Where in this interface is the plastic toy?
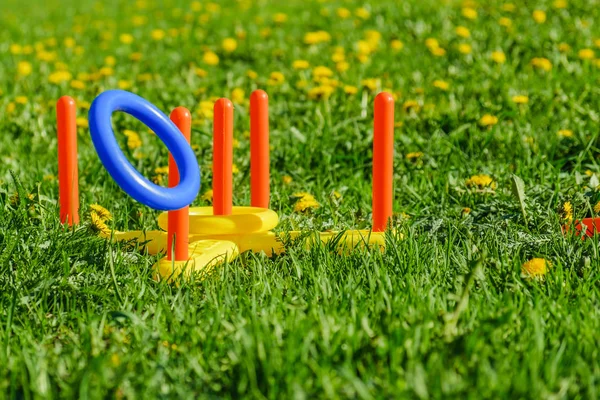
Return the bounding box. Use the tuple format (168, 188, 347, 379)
(56, 89, 395, 281)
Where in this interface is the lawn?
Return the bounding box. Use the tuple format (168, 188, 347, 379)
(1, 0, 600, 398)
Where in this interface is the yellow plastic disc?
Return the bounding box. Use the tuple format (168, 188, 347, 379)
(157, 206, 279, 235)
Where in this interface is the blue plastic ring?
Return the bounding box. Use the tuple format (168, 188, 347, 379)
(88, 90, 200, 210)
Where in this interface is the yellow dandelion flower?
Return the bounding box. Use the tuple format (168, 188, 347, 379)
(15, 96, 28, 105)
(90, 212, 111, 235)
(70, 80, 85, 90)
(491, 51, 506, 64)
(312, 66, 333, 80)
(231, 88, 245, 104)
(403, 100, 420, 112)
(308, 86, 335, 100)
(292, 60, 310, 70)
(267, 71, 285, 86)
(553, 0, 568, 8)
(406, 152, 424, 161)
(124, 129, 142, 149)
(49, 70, 72, 84)
(247, 70, 258, 79)
(118, 80, 132, 90)
(343, 85, 358, 95)
(390, 39, 404, 51)
(522, 258, 550, 278)
(76, 117, 88, 128)
(430, 47, 446, 57)
(578, 49, 595, 60)
(531, 57, 552, 71)
(99, 67, 114, 76)
(203, 51, 219, 66)
(361, 78, 379, 92)
(558, 43, 571, 53)
(458, 43, 472, 54)
(331, 52, 345, 63)
(499, 17, 512, 28)
(104, 56, 116, 66)
(558, 129, 573, 138)
(10, 44, 23, 55)
(336, 7, 351, 18)
(561, 201, 573, 221)
(282, 175, 293, 185)
(293, 193, 319, 212)
(433, 80, 449, 91)
(336, 61, 350, 72)
(273, 13, 288, 23)
(455, 26, 470, 38)
(425, 38, 439, 49)
(37, 50, 57, 62)
(462, 7, 478, 19)
(120, 33, 134, 44)
(462, 207, 472, 216)
(355, 7, 370, 19)
(17, 61, 32, 77)
(532, 10, 547, 23)
(512, 95, 529, 104)
(90, 204, 112, 221)
(194, 68, 208, 78)
(303, 31, 331, 45)
(201, 189, 213, 203)
(465, 174, 496, 189)
(151, 29, 166, 41)
(222, 38, 237, 53)
(479, 114, 498, 127)
(154, 166, 169, 175)
(293, 192, 315, 200)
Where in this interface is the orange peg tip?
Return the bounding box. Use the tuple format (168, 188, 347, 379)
(214, 97, 233, 111)
(57, 96, 76, 107)
(250, 89, 268, 101)
(375, 92, 395, 106)
(170, 106, 191, 121)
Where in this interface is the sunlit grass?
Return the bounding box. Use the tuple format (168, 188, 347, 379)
(1, 0, 600, 397)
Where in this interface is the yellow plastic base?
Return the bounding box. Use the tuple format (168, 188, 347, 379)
(152, 239, 239, 282)
(102, 207, 390, 282)
(157, 206, 279, 235)
(108, 229, 386, 256)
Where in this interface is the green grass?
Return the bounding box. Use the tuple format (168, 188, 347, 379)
(2, 0, 600, 397)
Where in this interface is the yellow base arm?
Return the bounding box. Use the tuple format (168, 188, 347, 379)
(152, 239, 239, 282)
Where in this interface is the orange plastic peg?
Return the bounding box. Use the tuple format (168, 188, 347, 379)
(167, 107, 192, 261)
(250, 90, 270, 209)
(56, 96, 80, 226)
(213, 98, 234, 216)
(372, 92, 394, 232)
